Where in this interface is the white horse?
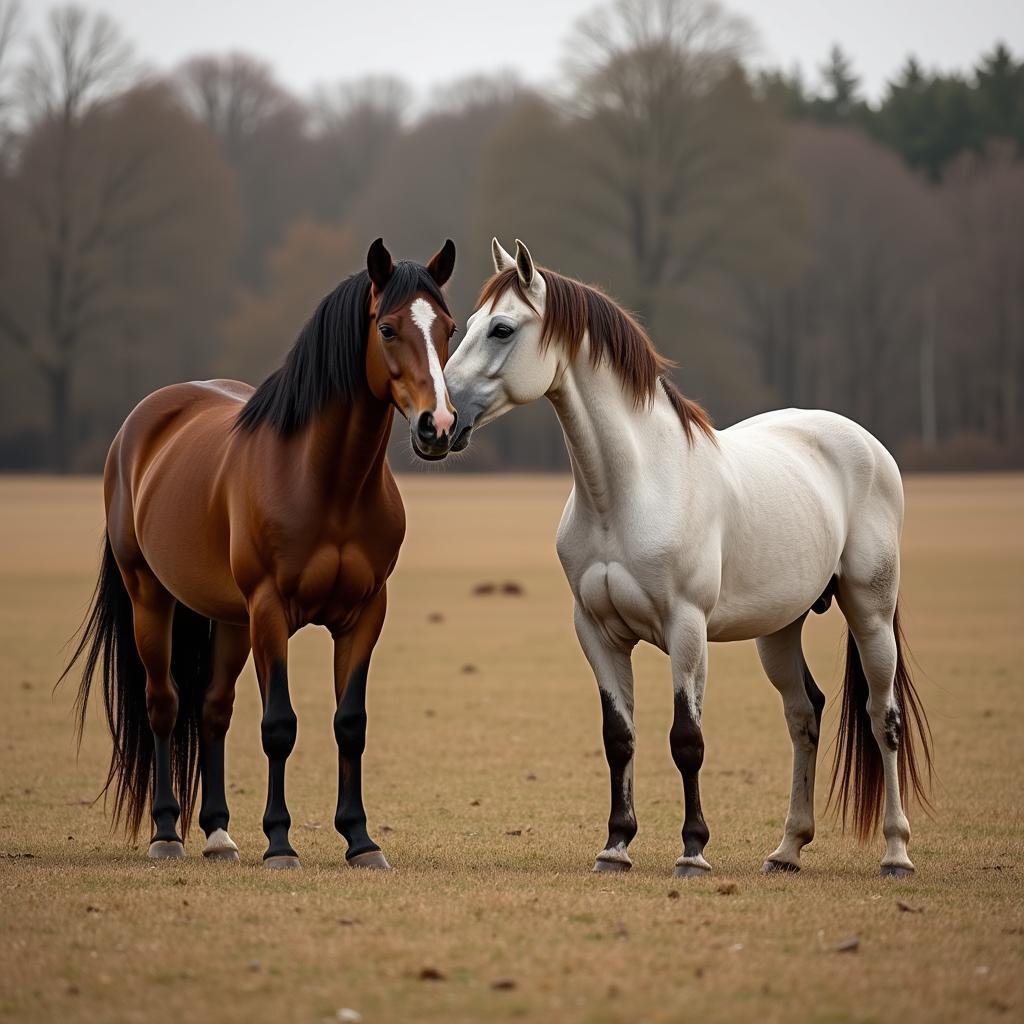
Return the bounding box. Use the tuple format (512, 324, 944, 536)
(444, 238, 931, 878)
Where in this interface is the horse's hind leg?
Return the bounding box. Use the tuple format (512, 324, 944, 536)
(836, 551, 915, 876)
(199, 622, 250, 862)
(757, 615, 825, 873)
(123, 566, 184, 858)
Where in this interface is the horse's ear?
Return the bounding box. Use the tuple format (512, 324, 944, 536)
(514, 238, 536, 288)
(367, 237, 394, 290)
(426, 239, 456, 287)
(492, 237, 515, 273)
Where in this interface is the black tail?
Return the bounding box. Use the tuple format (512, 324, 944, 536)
(59, 534, 213, 839)
(828, 603, 934, 840)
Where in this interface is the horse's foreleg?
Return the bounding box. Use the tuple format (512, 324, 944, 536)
(249, 588, 298, 869)
(332, 590, 389, 870)
(574, 605, 638, 873)
(756, 616, 825, 873)
(124, 569, 183, 858)
(199, 622, 250, 862)
(668, 608, 711, 877)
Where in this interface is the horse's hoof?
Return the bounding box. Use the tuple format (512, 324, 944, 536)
(880, 864, 914, 879)
(264, 855, 302, 870)
(348, 849, 391, 871)
(762, 858, 800, 874)
(593, 858, 631, 874)
(148, 840, 185, 860)
(674, 863, 711, 879)
(202, 828, 239, 862)
(203, 847, 240, 862)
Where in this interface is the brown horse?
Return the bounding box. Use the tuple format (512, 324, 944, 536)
(62, 238, 458, 869)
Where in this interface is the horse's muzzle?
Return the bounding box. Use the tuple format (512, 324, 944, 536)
(411, 410, 455, 461)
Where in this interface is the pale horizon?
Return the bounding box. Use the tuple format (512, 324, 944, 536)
(17, 0, 1024, 103)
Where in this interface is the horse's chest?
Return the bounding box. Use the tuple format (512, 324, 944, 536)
(559, 519, 671, 648)
(289, 509, 405, 631)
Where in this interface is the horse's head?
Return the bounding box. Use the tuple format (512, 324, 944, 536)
(365, 238, 458, 461)
(445, 238, 560, 453)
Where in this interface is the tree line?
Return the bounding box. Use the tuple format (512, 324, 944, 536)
(0, 0, 1021, 472)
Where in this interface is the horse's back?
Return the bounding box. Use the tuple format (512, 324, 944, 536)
(721, 408, 902, 517)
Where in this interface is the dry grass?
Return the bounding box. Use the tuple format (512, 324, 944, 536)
(0, 473, 1022, 1024)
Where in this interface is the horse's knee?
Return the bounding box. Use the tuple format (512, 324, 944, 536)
(146, 680, 178, 737)
(669, 707, 704, 777)
(600, 690, 635, 767)
(334, 705, 367, 758)
(203, 691, 234, 742)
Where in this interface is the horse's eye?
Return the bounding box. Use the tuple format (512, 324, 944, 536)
(379, 324, 396, 341)
(490, 322, 514, 340)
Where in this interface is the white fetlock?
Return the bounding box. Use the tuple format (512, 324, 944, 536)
(595, 845, 632, 867)
(203, 828, 239, 858)
(674, 853, 712, 873)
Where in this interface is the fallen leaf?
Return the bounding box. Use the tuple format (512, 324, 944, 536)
(525, 772, 537, 781)
(472, 582, 496, 596)
(336, 1010, 362, 1023)
(501, 581, 524, 596)
(379, 823, 394, 833)
(505, 829, 522, 837)
(896, 899, 923, 913)
(833, 937, 860, 953)
(667, 889, 680, 900)
(418, 967, 445, 981)
(460, 664, 478, 674)
(427, 612, 444, 623)
(247, 960, 261, 972)
(469, 799, 480, 807)
(491, 979, 517, 990)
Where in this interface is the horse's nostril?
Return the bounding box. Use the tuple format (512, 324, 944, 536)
(416, 411, 437, 443)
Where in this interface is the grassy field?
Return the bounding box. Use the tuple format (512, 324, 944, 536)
(0, 473, 1021, 1024)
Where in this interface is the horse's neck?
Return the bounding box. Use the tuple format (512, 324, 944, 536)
(296, 389, 394, 499)
(548, 356, 667, 518)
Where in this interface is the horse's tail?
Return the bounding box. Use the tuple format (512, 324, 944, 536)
(829, 603, 933, 841)
(59, 533, 212, 839)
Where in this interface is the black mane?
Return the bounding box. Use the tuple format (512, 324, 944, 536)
(236, 261, 451, 435)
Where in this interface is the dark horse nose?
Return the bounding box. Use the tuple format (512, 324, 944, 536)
(416, 409, 457, 447)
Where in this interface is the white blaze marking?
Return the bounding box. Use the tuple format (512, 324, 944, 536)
(410, 297, 454, 435)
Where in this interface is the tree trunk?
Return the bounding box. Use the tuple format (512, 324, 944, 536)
(47, 363, 73, 474)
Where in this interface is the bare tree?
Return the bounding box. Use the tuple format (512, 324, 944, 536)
(0, 0, 20, 153)
(18, 4, 134, 122)
(0, 10, 237, 471)
(177, 52, 296, 160)
(555, 0, 793, 327)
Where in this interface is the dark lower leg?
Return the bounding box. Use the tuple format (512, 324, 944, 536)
(334, 662, 377, 859)
(599, 686, 637, 854)
(199, 736, 229, 835)
(261, 659, 297, 860)
(670, 692, 710, 865)
(152, 733, 182, 843)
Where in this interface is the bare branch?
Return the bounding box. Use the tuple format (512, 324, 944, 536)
(18, 4, 135, 124)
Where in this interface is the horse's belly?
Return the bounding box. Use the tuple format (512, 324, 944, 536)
(133, 450, 246, 624)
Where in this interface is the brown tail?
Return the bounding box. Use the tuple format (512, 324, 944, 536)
(828, 603, 933, 840)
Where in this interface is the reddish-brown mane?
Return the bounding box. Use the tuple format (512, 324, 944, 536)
(477, 267, 715, 445)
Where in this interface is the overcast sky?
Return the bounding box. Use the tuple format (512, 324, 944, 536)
(21, 0, 1024, 102)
